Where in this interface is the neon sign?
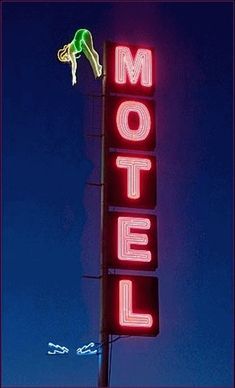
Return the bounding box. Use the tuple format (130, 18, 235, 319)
(48, 342, 69, 355)
(116, 156, 151, 200)
(106, 153, 156, 209)
(57, 28, 102, 86)
(76, 342, 98, 356)
(115, 46, 152, 87)
(116, 101, 151, 141)
(119, 280, 153, 327)
(118, 216, 151, 262)
(105, 42, 155, 96)
(104, 42, 159, 337)
(47, 342, 99, 356)
(104, 212, 157, 271)
(107, 275, 158, 336)
(105, 96, 156, 150)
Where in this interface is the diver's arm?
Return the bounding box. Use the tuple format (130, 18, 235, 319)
(68, 45, 77, 85)
(70, 53, 77, 85)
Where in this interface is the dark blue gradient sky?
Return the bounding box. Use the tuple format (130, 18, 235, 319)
(2, 2, 233, 387)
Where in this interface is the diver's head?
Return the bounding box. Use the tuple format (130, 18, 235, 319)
(57, 44, 70, 62)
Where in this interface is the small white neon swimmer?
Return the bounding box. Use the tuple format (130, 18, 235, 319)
(47, 342, 69, 355)
(76, 341, 98, 356)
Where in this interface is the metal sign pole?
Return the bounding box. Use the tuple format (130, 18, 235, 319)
(98, 42, 109, 388)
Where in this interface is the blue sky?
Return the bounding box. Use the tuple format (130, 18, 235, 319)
(2, 2, 233, 387)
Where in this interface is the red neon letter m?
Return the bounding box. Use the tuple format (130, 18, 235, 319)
(115, 46, 152, 87)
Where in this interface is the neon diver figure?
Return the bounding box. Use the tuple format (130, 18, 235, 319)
(57, 29, 102, 86)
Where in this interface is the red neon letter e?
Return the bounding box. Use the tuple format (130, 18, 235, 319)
(118, 216, 151, 262)
(116, 101, 151, 142)
(115, 46, 152, 87)
(119, 280, 153, 327)
(116, 156, 151, 199)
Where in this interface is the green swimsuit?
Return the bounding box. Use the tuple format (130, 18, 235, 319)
(71, 29, 88, 53)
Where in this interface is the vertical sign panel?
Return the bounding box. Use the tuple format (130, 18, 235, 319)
(103, 41, 159, 338)
(107, 275, 159, 336)
(104, 212, 158, 271)
(106, 153, 156, 209)
(105, 96, 156, 151)
(105, 42, 156, 96)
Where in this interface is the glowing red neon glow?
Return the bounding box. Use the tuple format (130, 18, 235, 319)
(115, 46, 152, 87)
(119, 280, 153, 327)
(116, 101, 151, 142)
(118, 216, 151, 262)
(116, 156, 151, 199)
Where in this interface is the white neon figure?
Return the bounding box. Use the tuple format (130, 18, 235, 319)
(76, 342, 98, 356)
(119, 280, 153, 327)
(115, 46, 152, 87)
(116, 156, 151, 199)
(48, 342, 69, 355)
(116, 101, 151, 142)
(118, 216, 151, 262)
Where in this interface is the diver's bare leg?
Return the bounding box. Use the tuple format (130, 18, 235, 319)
(87, 37, 102, 67)
(85, 32, 101, 64)
(91, 48, 102, 75)
(82, 41, 102, 78)
(83, 32, 102, 76)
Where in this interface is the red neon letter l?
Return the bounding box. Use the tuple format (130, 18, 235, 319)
(119, 280, 153, 327)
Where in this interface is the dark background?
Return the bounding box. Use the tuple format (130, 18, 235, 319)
(2, 2, 233, 387)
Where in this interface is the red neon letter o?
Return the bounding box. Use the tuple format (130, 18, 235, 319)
(116, 101, 151, 141)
